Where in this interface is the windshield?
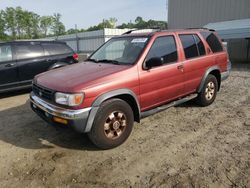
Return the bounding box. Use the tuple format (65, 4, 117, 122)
(89, 36, 149, 65)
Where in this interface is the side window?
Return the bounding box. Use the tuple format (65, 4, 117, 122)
(146, 36, 178, 65)
(42, 43, 73, 55)
(15, 44, 44, 60)
(0, 45, 12, 62)
(179, 34, 199, 59)
(193, 35, 205, 56)
(200, 32, 223, 53)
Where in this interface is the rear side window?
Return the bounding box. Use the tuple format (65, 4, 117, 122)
(193, 35, 205, 56)
(15, 43, 44, 60)
(0, 45, 12, 62)
(42, 43, 73, 55)
(200, 32, 223, 53)
(146, 36, 178, 64)
(179, 34, 206, 59)
(179, 35, 198, 59)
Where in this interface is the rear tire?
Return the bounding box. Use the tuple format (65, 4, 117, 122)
(88, 99, 134, 149)
(196, 74, 218, 106)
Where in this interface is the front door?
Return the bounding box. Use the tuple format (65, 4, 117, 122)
(139, 35, 184, 111)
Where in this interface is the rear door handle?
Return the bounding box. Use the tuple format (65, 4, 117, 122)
(5, 63, 15, 67)
(46, 59, 53, 62)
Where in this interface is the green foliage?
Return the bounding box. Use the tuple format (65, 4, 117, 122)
(40, 16, 54, 37)
(52, 13, 65, 37)
(0, 7, 66, 41)
(0, 6, 167, 41)
(87, 17, 118, 31)
(0, 10, 6, 40)
(117, 16, 167, 30)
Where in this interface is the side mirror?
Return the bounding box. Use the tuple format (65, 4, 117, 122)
(145, 57, 163, 69)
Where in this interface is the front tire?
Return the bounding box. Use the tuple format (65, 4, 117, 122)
(88, 99, 134, 149)
(196, 74, 218, 106)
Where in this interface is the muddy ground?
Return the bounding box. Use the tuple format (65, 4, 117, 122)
(0, 70, 249, 188)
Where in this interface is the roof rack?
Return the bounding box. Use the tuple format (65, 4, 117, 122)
(122, 29, 138, 35)
(186, 27, 215, 32)
(122, 28, 159, 35)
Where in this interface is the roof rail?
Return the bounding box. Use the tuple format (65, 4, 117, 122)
(122, 29, 138, 35)
(122, 28, 159, 35)
(186, 27, 215, 32)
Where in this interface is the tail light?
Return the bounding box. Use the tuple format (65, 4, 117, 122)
(73, 53, 79, 62)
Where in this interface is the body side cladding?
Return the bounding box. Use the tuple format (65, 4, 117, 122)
(197, 66, 221, 93)
(84, 88, 141, 132)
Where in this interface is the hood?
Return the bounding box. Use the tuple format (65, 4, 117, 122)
(35, 61, 131, 92)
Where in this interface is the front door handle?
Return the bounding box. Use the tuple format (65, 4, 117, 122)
(5, 63, 15, 67)
(177, 64, 184, 71)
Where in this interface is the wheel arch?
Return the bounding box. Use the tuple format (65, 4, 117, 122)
(84, 89, 141, 132)
(198, 66, 221, 93)
(92, 89, 141, 122)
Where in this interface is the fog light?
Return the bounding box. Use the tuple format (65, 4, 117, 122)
(53, 117, 68, 125)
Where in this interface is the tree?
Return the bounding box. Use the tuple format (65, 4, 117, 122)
(3, 7, 17, 39)
(117, 16, 167, 30)
(87, 17, 118, 31)
(29, 12, 40, 38)
(52, 13, 65, 36)
(0, 10, 6, 40)
(135, 16, 143, 24)
(0, 7, 67, 40)
(40, 16, 53, 37)
(108, 17, 117, 28)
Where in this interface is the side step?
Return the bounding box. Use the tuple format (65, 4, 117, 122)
(140, 93, 198, 119)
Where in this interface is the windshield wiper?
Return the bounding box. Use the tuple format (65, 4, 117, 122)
(87, 58, 99, 63)
(97, 59, 121, 65)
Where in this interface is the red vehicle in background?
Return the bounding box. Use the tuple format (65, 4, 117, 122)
(30, 29, 231, 149)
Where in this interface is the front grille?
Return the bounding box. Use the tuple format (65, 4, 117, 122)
(33, 84, 54, 102)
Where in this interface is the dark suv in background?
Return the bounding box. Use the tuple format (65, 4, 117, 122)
(0, 40, 78, 93)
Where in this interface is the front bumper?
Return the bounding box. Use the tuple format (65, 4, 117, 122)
(30, 92, 91, 132)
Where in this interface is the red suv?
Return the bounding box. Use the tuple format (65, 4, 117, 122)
(30, 29, 230, 149)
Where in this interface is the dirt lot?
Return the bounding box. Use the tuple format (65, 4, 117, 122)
(0, 70, 249, 188)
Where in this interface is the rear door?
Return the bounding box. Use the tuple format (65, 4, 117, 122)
(0, 44, 18, 89)
(41, 42, 74, 65)
(178, 34, 211, 94)
(15, 42, 49, 82)
(139, 35, 184, 111)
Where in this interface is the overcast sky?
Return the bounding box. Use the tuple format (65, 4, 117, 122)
(0, 0, 168, 30)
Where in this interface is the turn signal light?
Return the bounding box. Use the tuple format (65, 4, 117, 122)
(53, 117, 68, 125)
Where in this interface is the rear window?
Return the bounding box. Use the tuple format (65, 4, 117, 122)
(200, 32, 223, 53)
(15, 43, 44, 60)
(42, 43, 73, 55)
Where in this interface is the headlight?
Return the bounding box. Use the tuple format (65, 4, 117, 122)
(55, 92, 84, 106)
